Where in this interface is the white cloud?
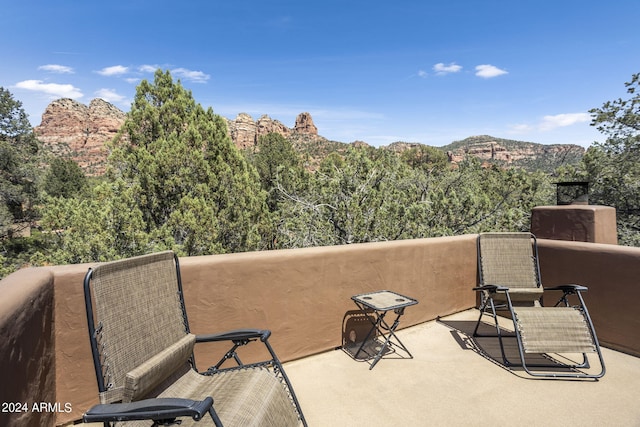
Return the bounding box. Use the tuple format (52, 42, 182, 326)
(139, 64, 158, 73)
(417, 70, 428, 78)
(95, 88, 127, 103)
(172, 68, 210, 83)
(475, 64, 508, 78)
(433, 62, 462, 75)
(137, 65, 210, 83)
(539, 113, 590, 131)
(14, 80, 83, 98)
(38, 64, 74, 74)
(97, 65, 129, 76)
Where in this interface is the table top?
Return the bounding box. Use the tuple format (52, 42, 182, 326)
(351, 290, 418, 311)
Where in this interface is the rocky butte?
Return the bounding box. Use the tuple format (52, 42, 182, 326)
(33, 99, 583, 175)
(34, 99, 321, 174)
(34, 98, 126, 175)
(225, 111, 319, 149)
(439, 135, 585, 172)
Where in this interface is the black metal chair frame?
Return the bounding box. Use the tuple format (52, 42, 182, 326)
(83, 251, 307, 426)
(472, 233, 606, 379)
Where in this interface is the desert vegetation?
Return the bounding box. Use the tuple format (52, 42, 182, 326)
(1, 71, 639, 278)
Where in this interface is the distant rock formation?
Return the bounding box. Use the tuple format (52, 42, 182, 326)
(225, 113, 293, 150)
(257, 114, 291, 140)
(225, 112, 318, 149)
(35, 97, 326, 174)
(34, 98, 125, 175)
(34, 99, 581, 177)
(293, 112, 318, 135)
(440, 135, 584, 172)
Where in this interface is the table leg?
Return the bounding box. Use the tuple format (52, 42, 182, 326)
(369, 308, 413, 369)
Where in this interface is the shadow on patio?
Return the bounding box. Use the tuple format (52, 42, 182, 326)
(285, 309, 640, 426)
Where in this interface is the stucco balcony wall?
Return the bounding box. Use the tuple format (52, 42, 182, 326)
(1, 233, 640, 426)
(0, 268, 56, 427)
(50, 235, 476, 425)
(537, 239, 640, 357)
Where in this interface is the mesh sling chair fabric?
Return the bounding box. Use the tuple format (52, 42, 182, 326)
(472, 232, 605, 379)
(83, 251, 306, 426)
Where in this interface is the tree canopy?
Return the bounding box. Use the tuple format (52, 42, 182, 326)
(43, 157, 87, 198)
(7, 71, 640, 279)
(39, 70, 269, 265)
(577, 72, 640, 245)
(0, 87, 41, 239)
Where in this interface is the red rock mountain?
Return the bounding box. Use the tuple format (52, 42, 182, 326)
(34, 98, 126, 175)
(225, 112, 319, 149)
(34, 99, 320, 174)
(33, 99, 582, 176)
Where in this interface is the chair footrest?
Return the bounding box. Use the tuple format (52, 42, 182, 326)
(513, 307, 596, 353)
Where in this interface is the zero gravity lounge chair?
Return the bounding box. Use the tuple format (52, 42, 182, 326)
(82, 251, 307, 426)
(473, 233, 605, 379)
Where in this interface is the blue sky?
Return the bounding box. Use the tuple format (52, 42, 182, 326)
(2, 1, 639, 147)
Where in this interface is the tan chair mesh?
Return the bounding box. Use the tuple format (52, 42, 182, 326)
(117, 367, 300, 427)
(479, 233, 543, 302)
(124, 334, 196, 402)
(514, 307, 597, 354)
(89, 251, 301, 426)
(92, 251, 187, 404)
(479, 233, 597, 355)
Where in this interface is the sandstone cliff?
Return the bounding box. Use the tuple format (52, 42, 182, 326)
(440, 135, 584, 172)
(225, 113, 293, 149)
(33, 99, 582, 176)
(225, 112, 318, 149)
(34, 98, 125, 175)
(293, 112, 318, 135)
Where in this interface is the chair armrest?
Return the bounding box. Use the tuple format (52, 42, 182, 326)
(473, 284, 509, 292)
(196, 329, 271, 343)
(544, 284, 588, 292)
(83, 397, 214, 424)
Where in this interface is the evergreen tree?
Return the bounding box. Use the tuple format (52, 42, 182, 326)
(275, 147, 427, 246)
(581, 72, 640, 245)
(39, 179, 149, 264)
(251, 132, 307, 212)
(248, 133, 310, 248)
(0, 87, 41, 239)
(44, 157, 88, 198)
(109, 69, 268, 254)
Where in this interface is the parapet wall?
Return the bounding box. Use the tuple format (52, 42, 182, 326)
(55, 235, 479, 425)
(0, 268, 56, 427)
(537, 239, 640, 357)
(2, 234, 640, 426)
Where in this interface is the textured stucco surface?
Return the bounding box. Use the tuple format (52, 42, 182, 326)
(531, 205, 617, 244)
(3, 232, 640, 426)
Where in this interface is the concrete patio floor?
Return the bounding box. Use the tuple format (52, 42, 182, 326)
(284, 309, 640, 427)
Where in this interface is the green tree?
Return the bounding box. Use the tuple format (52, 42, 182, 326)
(590, 73, 640, 143)
(251, 132, 308, 212)
(35, 69, 270, 265)
(273, 146, 554, 248)
(275, 147, 428, 247)
(44, 157, 87, 198)
(581, 72, 640, 245)
(108, 69, 268, 254)
(418, 157, 550, 236)
(248, 133, 309, 248)
(400, 145, 449, 174)
(0, 87, 41, 239)
(39, 179, 149, 264)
